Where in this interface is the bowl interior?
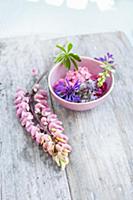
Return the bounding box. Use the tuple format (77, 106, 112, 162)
(49, 57, 113, 95)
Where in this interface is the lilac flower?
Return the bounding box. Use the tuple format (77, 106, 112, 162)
(53, 79, 81, 103)
(95, 52, 114, 64)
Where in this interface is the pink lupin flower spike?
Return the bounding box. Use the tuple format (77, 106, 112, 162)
(15, 81, 72, 170)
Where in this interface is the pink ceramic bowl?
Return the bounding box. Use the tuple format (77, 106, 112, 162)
(48, 56, 114, 111)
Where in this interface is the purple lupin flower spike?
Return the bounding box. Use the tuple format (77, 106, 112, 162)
(95, 52, 114, 65)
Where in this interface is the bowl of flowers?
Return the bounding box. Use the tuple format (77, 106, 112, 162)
(48, 43, 115, 111)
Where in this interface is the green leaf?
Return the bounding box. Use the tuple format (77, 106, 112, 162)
(67, 43, 73, 53)
(98, 82, 103, 87)
(69, 53, 81, 62)
(70, 57, 78, 70)
(54, 54, 64, 63)
(105, 65, 112, 71)
(55, 42, 80, 70)
(64, 58, 71, 69)
(56, 44, 66, 53)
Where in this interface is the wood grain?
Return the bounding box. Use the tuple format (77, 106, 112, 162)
(0, 37, 71, 200)
(0, 32, 133, 200)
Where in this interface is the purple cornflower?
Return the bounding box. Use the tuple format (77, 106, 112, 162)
(53, 79, 81, 102)
(95, 52, 114, 64)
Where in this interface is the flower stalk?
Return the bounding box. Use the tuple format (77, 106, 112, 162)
(15, 72, 72, 170)
(95, 52, 115, 87)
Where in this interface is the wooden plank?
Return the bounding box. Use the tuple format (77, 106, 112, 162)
(0, 37, 71, 200)
(0, 31, 133, 200)
(42, 32, 133, 200)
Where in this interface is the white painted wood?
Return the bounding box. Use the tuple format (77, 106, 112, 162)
(47, 32, 133, 200)
(0, 32, 133, 200)
(0, 37, 71, 200)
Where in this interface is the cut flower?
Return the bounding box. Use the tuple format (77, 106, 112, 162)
(15, 84, 72, 170)
(54, 79, 81, 102)
(53, 66, 107, 103)
(53, 52, 115, 103)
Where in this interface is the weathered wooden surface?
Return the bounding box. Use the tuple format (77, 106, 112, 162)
(0, 32, 133, 200)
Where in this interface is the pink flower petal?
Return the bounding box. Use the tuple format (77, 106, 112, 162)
(32, 68, 38, 76)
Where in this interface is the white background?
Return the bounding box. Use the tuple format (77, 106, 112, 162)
(0, 0, 133, 44)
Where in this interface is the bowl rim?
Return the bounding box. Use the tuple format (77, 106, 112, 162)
(48, 56, 114, 105)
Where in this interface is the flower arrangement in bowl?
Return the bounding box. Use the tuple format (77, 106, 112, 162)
(48, 43, 115, 111)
